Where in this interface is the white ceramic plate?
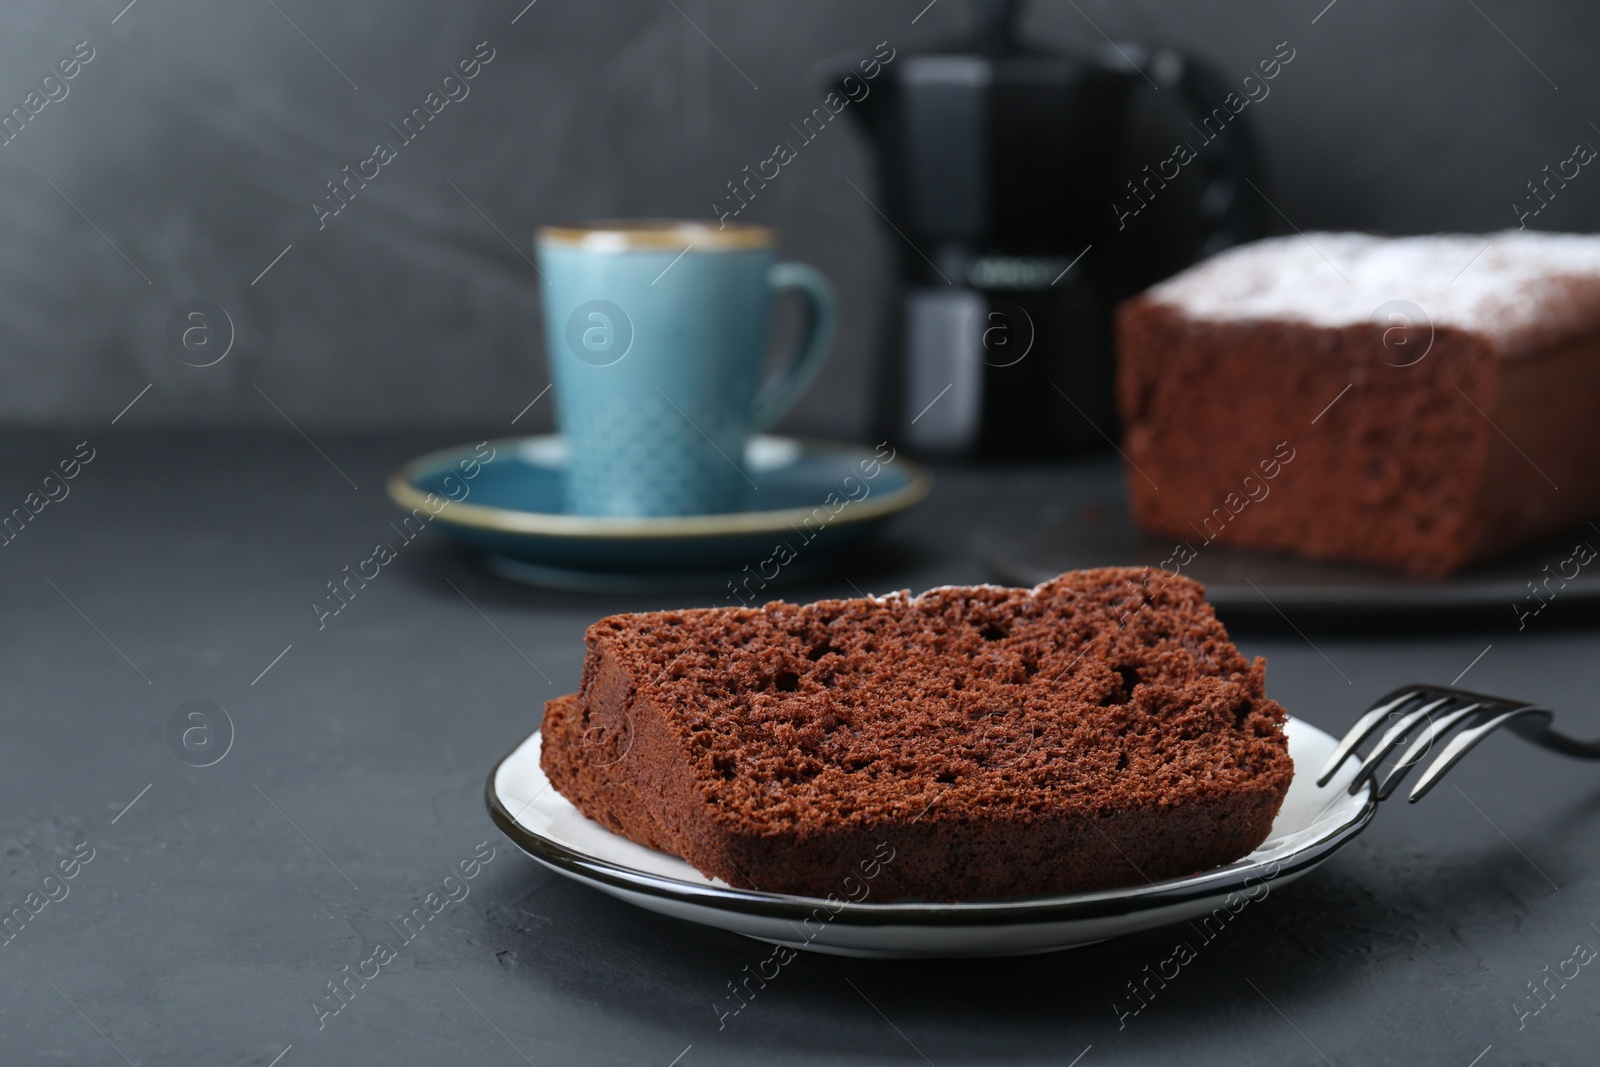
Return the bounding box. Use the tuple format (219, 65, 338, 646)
(485, 718, 1375, 958)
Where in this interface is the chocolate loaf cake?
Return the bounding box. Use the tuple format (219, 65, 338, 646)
(1118, 231, 1600, 577)
(540, 568, 1292, 901)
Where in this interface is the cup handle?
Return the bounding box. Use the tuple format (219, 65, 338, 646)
(750, 262, 836, 430)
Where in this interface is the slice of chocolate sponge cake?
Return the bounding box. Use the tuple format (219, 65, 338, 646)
(540, 567, 1292, 901)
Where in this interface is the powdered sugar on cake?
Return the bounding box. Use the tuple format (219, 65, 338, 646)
(1146, 231, 1600, 354)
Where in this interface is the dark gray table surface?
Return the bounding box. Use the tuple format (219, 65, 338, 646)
(2, 429, 1597, 1067)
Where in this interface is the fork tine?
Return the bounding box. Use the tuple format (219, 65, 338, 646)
(1408, 706, 1556, 801)
(1332, 685, 1600, 807)
(1345, 698, 1454, 793)
(1375, 703, 1483, 800)
(1317, 690, 1420, 786)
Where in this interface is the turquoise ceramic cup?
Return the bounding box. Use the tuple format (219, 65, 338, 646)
(537, 221, 835, 517)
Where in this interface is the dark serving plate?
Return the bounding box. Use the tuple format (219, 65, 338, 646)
(983, 457, 1600, 621)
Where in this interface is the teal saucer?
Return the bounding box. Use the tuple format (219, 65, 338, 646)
(387, 435, 931, 592)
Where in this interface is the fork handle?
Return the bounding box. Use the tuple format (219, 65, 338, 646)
(1505, 710, 1600, 760)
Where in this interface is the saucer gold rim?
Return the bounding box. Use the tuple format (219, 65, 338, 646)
(386, 435, 932, 541)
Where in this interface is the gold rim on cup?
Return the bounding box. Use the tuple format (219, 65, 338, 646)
(537, 219, 775, 253)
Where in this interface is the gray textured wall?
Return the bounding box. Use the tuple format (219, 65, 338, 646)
(2, 0, 1596, 434)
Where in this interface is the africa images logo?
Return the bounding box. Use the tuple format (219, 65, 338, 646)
(565, 299, 633, 367)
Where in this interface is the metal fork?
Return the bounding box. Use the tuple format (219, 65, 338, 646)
(1318, 685, 1600, 802)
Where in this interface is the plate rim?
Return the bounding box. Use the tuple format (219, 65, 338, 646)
(484, 719, 1378, 928)
(388, 434, 932, 541)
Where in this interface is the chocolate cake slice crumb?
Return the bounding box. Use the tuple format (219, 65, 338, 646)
(540, 567, 1292, 901)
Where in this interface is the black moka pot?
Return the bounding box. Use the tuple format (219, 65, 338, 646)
(835, 0, 1264, 457)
